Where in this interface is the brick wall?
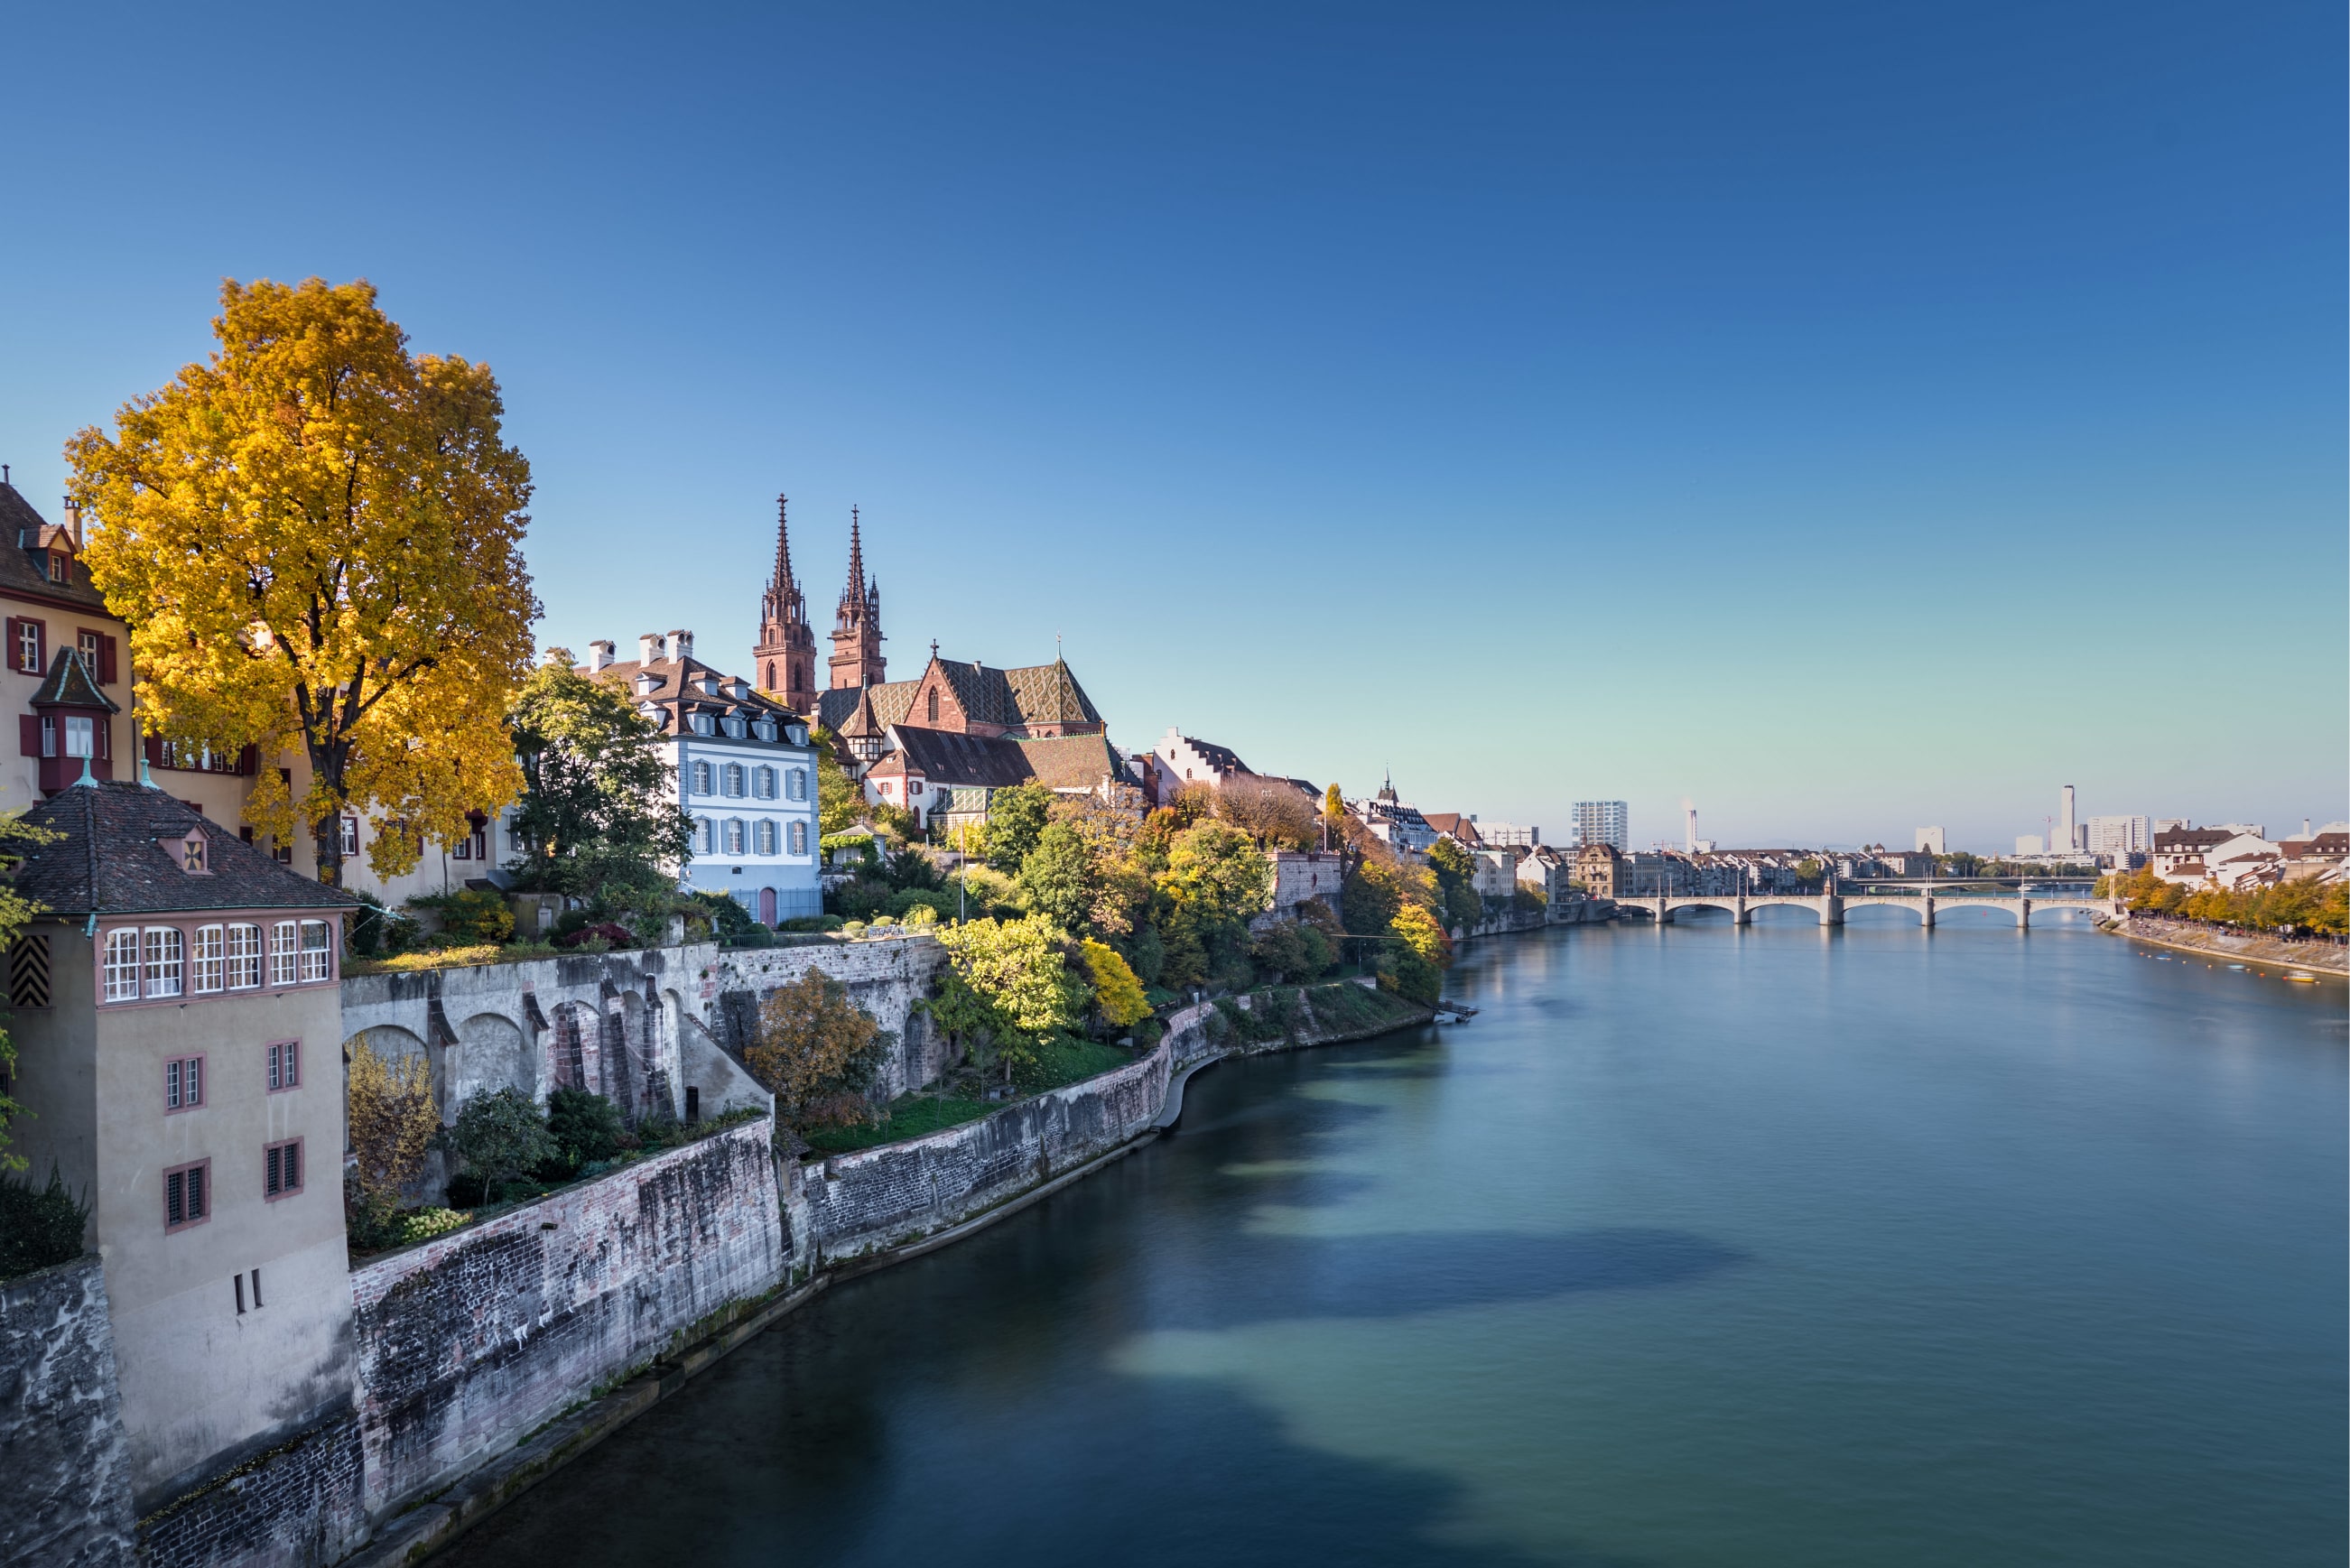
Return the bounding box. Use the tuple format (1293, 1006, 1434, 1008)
(801, 1038, 1172, 1262)
(0, 1257, 136, 1568)
(137, 1414, 364, 1568)
(348, 1118, 785, 1516)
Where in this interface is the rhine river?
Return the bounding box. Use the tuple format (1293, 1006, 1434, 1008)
(443, 915, 2347, 1568)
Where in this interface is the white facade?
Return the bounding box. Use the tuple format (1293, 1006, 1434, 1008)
(1572, 801, 1628, 851)
(673, 729, 823, 922)
(2014, 835, 2044, 855)
(1915, 826, 1946, 855)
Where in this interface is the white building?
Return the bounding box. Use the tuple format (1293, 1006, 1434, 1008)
(1572, 801, 1628, 851)
(2014, 835, 2044, 856)
(1915, 826, 1946, 855)
(582, 632, 823, 924)
(2086, 814, 2150, 856)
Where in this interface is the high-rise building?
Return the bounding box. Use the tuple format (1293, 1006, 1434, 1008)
(2087, 815, 2150, 855)
(1915, 826, 1946, 855)
(1572, 801, 1628, 852)
(2058, 785, 2077, 857)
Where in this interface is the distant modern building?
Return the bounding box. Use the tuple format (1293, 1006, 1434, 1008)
(1915, 826, 1946, 855)
(2058, 785, 2079, 854)
(1475, 821, 1539, 847)
(2086, 815, 2150, 857)
(1572, 801, 1628, 852)
(2014, 835, 2044, 856)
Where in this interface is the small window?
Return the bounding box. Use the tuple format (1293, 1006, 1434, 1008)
(909, 780, 924, 796)
(11, 619, 41, 674)
(691, 760, 712, 795)
(755, 766, 776, 799)
(722, 715, 746, 738)
(48, 552, 69, 584)
(724, 820, 746, 855)
(264, 1137, 303, 1199)
(181, 832, 210, 875)
(163, 1159, 209, 1231)
(8, 935, 50, 1009)
(144, 927, 183, 998)
(266, 1040, 301, 1092)
(38, 716, 53, 757)
(692, 713, 715, 736)
(754, 719, 776, 741)
(63, 716, 94, 759)
(269, 921, 299, 987)
(191, 925, 225, 993)
(102, 929, 140, 1001)
(755, 820, 776, 855)
(787, 768, 807, 802)
(789, 820, 808, 855)
(339, 816, 359, 858)
(298, 921, 331, 983)
(226, 924, 262, 989)
(926, 688, 939, 723)
(164, 1053, 204, 1111)
(695, 817, 714, 855)
(723, 763, 745, 797)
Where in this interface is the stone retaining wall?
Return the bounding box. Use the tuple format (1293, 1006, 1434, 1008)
(712, 936, 950, 1099)
(350, 1118, 785, 1517)
(799, 1040, 1173, 1263)
(0, 1257, 136, 1568)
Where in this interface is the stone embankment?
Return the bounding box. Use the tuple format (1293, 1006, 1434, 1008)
(1452, 898, 1612, 945)
(2108, 915, 2346, 976)
(28, 961, 1433, 1568)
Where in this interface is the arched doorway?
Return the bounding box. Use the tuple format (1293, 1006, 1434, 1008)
(759, 886, 776, 925)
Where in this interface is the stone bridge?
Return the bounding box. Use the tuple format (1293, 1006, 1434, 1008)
(1617, 892, 2120, 929)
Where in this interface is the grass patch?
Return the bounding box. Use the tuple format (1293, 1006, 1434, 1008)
(800, 1094, 993, 1155)
(1018, 1035, 1132, 1091)
(346, 941, 562, 976)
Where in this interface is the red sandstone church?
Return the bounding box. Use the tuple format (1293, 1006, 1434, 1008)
(750, 496, 1136, 833)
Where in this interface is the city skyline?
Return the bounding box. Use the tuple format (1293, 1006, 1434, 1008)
(2, 3, 2341, 848)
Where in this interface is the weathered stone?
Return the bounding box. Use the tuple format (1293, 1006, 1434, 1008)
(0, 1257, 136, 1568)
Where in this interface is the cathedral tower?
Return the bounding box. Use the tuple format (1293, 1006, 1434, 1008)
(828, 505, 886, 690)
(753, 494, 819, 713)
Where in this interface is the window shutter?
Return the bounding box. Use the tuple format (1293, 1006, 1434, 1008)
(98, 636, 117, 685)
(3, 619, 15, 673)
(144, 735, 163, 765)
(17, 717, 36, 758)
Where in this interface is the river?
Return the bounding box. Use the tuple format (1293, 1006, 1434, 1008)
(441, 915, 2347, 1567)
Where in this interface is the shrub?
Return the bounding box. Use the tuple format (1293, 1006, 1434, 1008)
(348, 1038, 437, 1210)
(688, 888, 760, 943)
(781, 914, 844, 933)
(396, 1207, 472, 1246)
(543, 1088, 628, 1171)
(408, 888, 516, 945)
(0, 1164, 88, 1278)
(448, 1088, 557, 1190)
(887, 886, 955, 922)
(556, 921, 635, 950)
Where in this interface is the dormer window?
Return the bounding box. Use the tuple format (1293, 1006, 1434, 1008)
(180, 832, 210, 875)
(47, 552, 68, 584)
(753, 719, 776, 742)
(636, 673, 661, 695)
(722, 715, 746, 738)
(692, 712, 715, 736)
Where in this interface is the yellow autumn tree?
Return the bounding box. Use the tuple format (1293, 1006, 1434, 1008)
(65, 278, 538, 885)
(1080, 938, 1150, 1029)
(347, 1036, 438, 1210)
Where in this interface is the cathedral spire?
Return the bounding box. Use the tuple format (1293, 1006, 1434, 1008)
(840, 505, 866, 617)
(755, 490, 817, 712)
(828, 504, 886, 690)
(771, 494, 794, 601)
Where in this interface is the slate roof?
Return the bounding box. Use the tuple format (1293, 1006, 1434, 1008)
(14, 782, 358, 916)
(585, 654, 808, 743)
(0, 483, 112, 612)
(31, 648, 118, 712)
(886, 726, 1036, 789)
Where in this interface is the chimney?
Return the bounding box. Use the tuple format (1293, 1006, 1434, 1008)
(590, 639, 617, 670)
(667, 628, 693, 663)
(61, 500, 81, 549)
(638, 633, 662, 664)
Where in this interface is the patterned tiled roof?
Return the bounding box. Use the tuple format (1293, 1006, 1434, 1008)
(814, 656, 1102, 737)
(14, 781, 357, 916)
(31, 647, 118, 712)
(0, 483, 112, 612)
(1017, 733, 1131, 791)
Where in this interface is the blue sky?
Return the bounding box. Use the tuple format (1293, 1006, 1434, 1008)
(2, 3, 2341, 850)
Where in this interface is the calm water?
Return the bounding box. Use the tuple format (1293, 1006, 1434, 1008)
(443, 915, 2347, 1567)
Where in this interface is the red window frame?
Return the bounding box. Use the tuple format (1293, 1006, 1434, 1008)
(264, 1137, 303, 1201)
(164, 1053, 205, 1112)
(163, 1158, 210, 1231)
(265, 1039, 301, 1092)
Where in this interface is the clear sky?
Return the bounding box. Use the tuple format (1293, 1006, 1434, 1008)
(3, 3, 2341, 851)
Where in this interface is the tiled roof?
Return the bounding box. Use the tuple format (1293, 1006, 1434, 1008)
(13, 782, 358, 916)
(31, 647, 117, 711)
(816, 657, 1102, 737)
(1016, 733, 1131, 791)
(2153, 828, 2232, 850)
(887, 726, 1036, 789)
(1180, 735, 1249, 775)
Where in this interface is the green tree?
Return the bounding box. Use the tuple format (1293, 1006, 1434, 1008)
(985, 783, 1055, 873)
(811, 728, 861, 835)
(543, 1087, 627, 1168)
(1019, 822, 1099, 932)
(1426, 838, 1484, 931)
(931, 914, 1088, 1082)
(506, 653, 692, 897)
(448, 1088, 556, 1191)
